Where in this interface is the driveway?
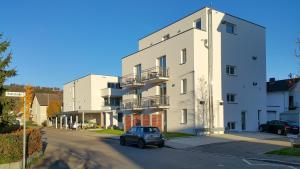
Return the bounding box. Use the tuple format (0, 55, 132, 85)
(30, 128, 299, 169)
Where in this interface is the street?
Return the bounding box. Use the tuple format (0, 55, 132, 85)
(31, 128, 299, 169)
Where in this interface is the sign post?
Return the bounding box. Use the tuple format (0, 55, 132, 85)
(5, 92, 26, 169)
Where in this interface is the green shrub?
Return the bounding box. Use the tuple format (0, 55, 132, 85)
(0, 128, 42, 164)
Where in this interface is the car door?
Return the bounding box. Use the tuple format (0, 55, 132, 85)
(132, 127, 141, 143)
(126, 127, 136, 143)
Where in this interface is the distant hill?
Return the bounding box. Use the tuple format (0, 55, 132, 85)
(4, 84, 62, 94)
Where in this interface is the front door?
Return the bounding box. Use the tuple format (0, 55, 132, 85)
(241, 111, 246, 131)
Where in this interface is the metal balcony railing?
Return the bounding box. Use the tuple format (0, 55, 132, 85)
(120, 74, 144, 88)
(121, 95, 169, 110)
(141, 66, 169, 83)
(142, 95, 169, 108)
(120, 66, 169, 88)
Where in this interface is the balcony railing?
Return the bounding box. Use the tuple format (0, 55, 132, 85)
(141, 66, 169, 84)
(100, 88, 122, 98)
(120, 74, 144, 89)
(121, 95, 169, 110)
(120, 66, 169, 88)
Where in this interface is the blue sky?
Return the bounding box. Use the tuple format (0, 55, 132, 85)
(1, 0, 300, 88)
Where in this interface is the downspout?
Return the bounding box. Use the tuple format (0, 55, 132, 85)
(208, 8, 214, 132)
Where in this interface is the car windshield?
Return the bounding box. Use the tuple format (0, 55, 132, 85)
(143, 127, 160, 133)
(287, 121, 297, 126)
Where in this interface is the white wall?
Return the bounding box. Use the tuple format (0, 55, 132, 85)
(64, 74, 119, 112)
(122, 7, 266, 133)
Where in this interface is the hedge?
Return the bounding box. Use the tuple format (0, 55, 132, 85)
(0, 128, 42, 164)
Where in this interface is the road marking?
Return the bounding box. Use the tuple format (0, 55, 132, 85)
(242, 158, 298, 169)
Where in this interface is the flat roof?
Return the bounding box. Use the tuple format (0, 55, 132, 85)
(139, 6, 265, 41)
(64, 74, 119, 85)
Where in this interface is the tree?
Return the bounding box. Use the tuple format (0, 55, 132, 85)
(20, 85, 33, 120)
(0, 33, 17, 131)
(47, 99, 61, 118)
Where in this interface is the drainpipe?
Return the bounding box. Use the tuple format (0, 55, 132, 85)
(208, 8, 214, 132)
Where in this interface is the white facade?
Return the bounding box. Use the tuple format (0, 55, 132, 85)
(63, 74, 123, 128)
(31, 97, 48, 125)
(267, 78, 300, 121)
(121, 7, 266, 133)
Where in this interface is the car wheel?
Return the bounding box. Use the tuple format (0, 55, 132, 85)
(277, 129, 282, 135)
(158, 142, 164, 148)
(120, 137, 126, 146)
(137, 139, 145, 149)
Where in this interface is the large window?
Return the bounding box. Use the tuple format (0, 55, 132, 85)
(226, 65, 236, 75)
(104, 98, 121, 106)
(225, 22, 235, 34)
(226, 93, 236, 103)
(180, 48, 187, 64)
(107, 82, 121, 89)
(181, 79, 187, 94)
(181, 109, 187, 124)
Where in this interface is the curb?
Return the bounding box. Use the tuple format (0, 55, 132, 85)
(246, 158, 300, 167)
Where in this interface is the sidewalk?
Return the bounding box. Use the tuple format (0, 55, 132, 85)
(165, 132, 290, 149)
(78, 129, 120, 140)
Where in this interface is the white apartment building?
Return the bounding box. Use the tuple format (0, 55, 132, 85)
(121, 7, 266, 134)
(62, 74, 123, 129)
(267, 78, 300, 121)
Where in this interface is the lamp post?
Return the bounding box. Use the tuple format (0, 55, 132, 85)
(5, 92, 26, 169)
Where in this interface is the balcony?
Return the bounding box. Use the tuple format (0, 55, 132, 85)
(102, 103, 120, 111)
(120, 75, 144, 89)
(121, 98, 143, 111)
(141, 66, 169, 84)
(100, 88, 122, 98)
(121, 95, 169, 111)
(120, 66, 169, 89)
(142, 95, 169, 109)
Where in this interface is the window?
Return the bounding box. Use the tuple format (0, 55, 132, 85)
(227, 122, 236, 130)
(226, 65, 236, 75)
(107, 82, 121, 89)
(194, 19, 201, 29)
(181, 79, 187, 94)
(180, 48, 187, 64)
(226, 93, 236, 103)
(181, 109, 187, 124)
(118, 113, 123, 123)
(225, 22, 235, 34)
(162, 34, 170, 41)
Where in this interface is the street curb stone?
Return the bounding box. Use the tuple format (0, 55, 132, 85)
(246, 158, 300, 167)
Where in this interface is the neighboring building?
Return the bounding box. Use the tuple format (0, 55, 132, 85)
(267, 78, 300, 121)
(63, 74, 123, 128)
(121, 7, 266, 134)
(31, 93, 62, 125)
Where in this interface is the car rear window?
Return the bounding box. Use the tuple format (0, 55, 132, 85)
(142, 127, 160, 133)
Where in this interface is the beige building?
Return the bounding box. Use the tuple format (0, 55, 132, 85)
(62, 74, 123, 129)
(31, 93, 62, 125)
(121, 7, 267, 134)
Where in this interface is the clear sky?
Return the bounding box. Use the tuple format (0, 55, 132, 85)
(1, 0, 300, 88)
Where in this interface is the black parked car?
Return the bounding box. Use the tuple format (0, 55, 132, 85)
(259, 120, 299, 135)
(120, 126, 165, 148)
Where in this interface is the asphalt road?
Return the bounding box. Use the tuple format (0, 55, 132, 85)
(31, 128, 299, 169)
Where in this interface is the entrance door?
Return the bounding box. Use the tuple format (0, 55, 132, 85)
(241, 111, 246, 131)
